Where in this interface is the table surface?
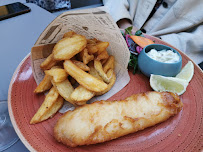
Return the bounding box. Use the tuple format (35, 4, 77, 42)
(0, 3, 56, 101)
(0, 3, 56, 152)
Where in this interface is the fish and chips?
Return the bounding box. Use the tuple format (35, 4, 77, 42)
(31, 31, 183, 148)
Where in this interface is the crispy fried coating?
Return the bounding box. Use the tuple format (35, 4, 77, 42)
(54, 91, 183, 147)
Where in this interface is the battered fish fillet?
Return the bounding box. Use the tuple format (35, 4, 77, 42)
(54, 91, 183, 147)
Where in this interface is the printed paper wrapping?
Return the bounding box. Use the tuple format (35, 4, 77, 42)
(31, 7, 130, 113)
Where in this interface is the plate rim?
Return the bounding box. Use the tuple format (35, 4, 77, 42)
(8, 53, 37, 152)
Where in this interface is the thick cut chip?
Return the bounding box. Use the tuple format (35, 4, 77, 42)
(53, 34, 87, 60)
(88, 62, 103, 81)
(63, 31, 76, 38)
(39, 95, 64, 121)
(87, 41, 109, 55)
(51, 65, 63, 69)
(45, 68, 68, 83)
(70, 85, 95, 106)
(103, 55, 115, 73)
(87, 39, 96, 45)
(69, 62, 105, 105)
(30, 87, 62, 124)
(79, 48, 94, 64)
(96, 42, 109, 54)
(94, 60, 112, 83)
(86, 44, 98, 54)
(70, 62, 108, 105)
(34, 66, 65, 93)
(87, 38, 100, 44)
(64, 60, 108, 92)
(95, 69, 116, 96)
(40, 53, 58, 70)
(96, 50, 109, 61)
(72, 60, 90, 71)
(34, 74, 52, 93)
(51, 79, 75, 105)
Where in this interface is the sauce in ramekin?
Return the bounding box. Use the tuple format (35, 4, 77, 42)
(147, 49, 180, 63)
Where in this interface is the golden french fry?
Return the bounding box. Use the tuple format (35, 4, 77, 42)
(63, 31, 76, 38)
(87, 38, 98, 44)
(72, 60, 90, 71)
(88, 61, 103, 81)
(40, 53, 58, 70)
(86, 41, 109, 55)
(40, 95, 63, 121)
(51, 65, 63, 69)
(34, 66, 65, 93)
(64, 60, 108, 92)
(94, 60, 112, 83)
(95, 69, 116, 96)
(79, 48, 94, 64)
(96, 42, 109, 54)
(53, 34, 87, 60)
(45, 68, 68, 83)
(51, 79, 75, 105)
(70, 85, 95, 105)
(103, 55, 115, 73)
(86, 44, 98, 54)
(70, 61, 109, 105)
(30, 87, 62, 124)
(96, 50, 109, 61)
(71, 60, 112, 105)
(34, 74, 52, 93)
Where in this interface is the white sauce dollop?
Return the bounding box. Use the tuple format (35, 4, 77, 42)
(147, 49, 180, 63)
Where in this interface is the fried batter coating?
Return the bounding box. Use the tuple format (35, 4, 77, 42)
(54, 91, 183, 147)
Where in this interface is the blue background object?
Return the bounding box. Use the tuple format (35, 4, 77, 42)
(138, 44, 182, 77)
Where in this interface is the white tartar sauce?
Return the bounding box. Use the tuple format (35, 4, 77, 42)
(147, 49, 180, 63)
